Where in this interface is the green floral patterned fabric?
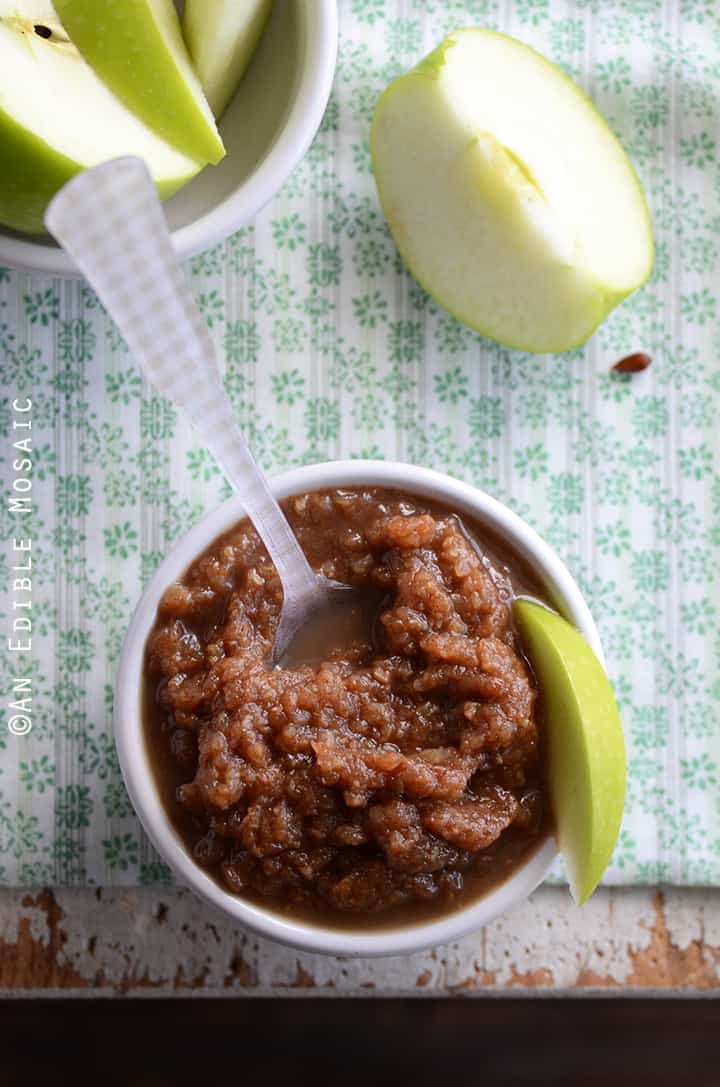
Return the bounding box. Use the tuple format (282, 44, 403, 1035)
(1, 0, 719, 887)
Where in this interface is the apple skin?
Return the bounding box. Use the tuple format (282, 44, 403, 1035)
(514, 599, 626, 905)
(371, 30, 654, 354)
(183, 0, 272, 120)
(54, 0, 225, 165)
(0, 106, 192, 234)
(0, 106, 77, 234)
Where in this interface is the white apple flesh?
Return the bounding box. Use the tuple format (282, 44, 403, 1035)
(54, 0, 225, 164)
(183, 0, 272, 120)
(0, 2, 201, 234)
(371, 29, 653, 353)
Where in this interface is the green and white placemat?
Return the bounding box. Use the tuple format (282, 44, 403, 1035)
(1, 0, 719, 888)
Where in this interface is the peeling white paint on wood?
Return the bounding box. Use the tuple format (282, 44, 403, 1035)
(1, 887, 718, 995)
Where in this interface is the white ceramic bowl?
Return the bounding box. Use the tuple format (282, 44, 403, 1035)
(115, 460, 604, 957)
(0, 0, 337, 276)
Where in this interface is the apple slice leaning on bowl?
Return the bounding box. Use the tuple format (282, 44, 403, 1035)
(54, 0, 225, 164)
(183, 0, 272, 120)
(0, 1, 203, 234)
(514, 599, 626, 905)
(371, 29, 653, 354)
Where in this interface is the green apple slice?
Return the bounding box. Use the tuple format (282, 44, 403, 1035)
(370, 29, 653, 354)
(0, 4, 201, 234)
(183, 0, 272, 120)
(53, 0, 225, 164)
(514, 599, 625, 905)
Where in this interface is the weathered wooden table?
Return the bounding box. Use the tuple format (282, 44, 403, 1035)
(2, 885, 718, 995)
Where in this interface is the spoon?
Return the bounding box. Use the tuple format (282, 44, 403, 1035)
(45, 156, 359, 664)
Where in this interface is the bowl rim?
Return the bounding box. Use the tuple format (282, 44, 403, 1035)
(115, 459, 602, 957)
(0, 0, 338, 277)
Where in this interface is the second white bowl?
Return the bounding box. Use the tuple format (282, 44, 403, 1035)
(0, 0, 338, 275)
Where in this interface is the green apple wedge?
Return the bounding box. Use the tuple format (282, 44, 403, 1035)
(0, 4, 202, 234)
(370, 29, 653, 354)
(183, 0, 272, 120)
(54, 0, 224, 164)
(514, 599, 626, 905)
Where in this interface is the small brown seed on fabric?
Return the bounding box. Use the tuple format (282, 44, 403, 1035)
(612, 352, 651, 373)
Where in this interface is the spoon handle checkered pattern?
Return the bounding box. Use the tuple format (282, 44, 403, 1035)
(45, 157, 319, 600)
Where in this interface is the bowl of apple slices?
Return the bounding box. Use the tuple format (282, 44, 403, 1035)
(0, 0, 338, 275)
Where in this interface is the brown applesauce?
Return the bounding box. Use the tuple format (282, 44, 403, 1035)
(143, 487, 551, 929)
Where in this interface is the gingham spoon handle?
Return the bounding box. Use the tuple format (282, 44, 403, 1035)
(45, 157, 318, 599)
